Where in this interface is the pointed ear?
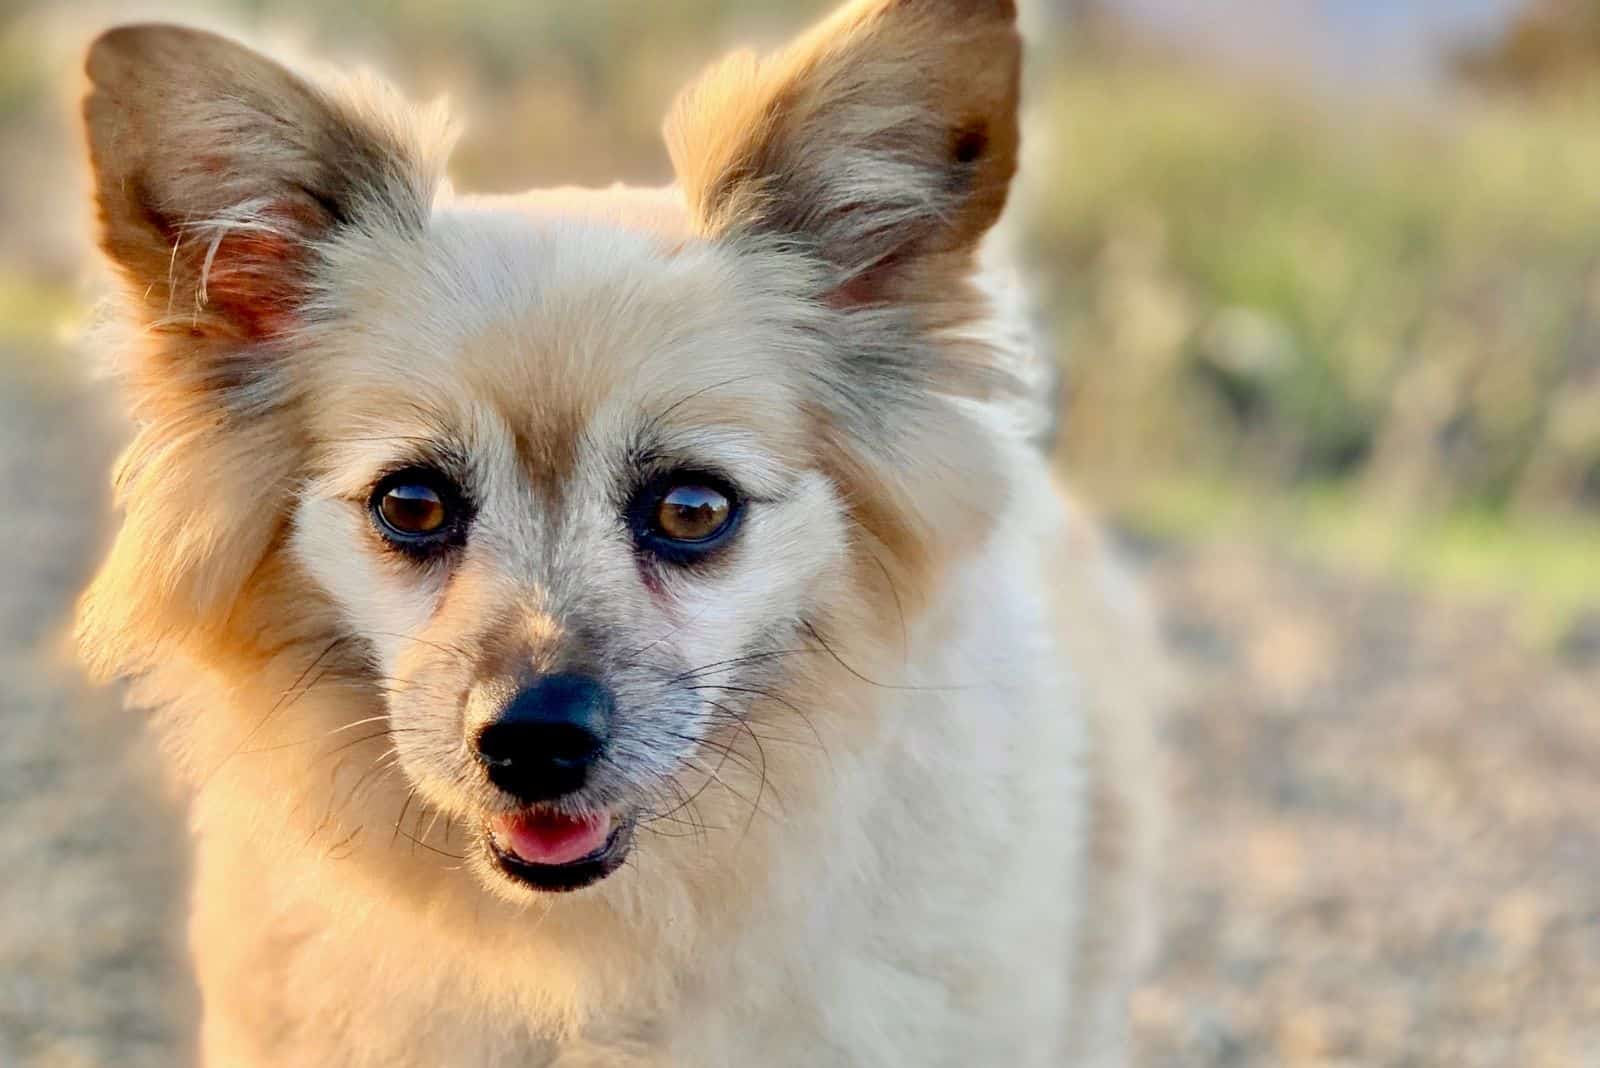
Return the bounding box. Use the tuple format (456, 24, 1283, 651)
(77, 26, 448, 678)
(83, 23, 444, 340)
(665, 0, 1020, 305)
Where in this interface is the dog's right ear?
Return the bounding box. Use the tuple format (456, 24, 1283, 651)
(665, 0, 1020, 308)
(83, 24, 443, 341)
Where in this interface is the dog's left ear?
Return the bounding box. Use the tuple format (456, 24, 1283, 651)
(665, 0, 1020, 305)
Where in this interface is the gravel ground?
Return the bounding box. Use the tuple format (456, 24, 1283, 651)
(2, 360, 1596, 1066)
(1134, 545, 1600, 1067)
(0, 362, 194, 1068)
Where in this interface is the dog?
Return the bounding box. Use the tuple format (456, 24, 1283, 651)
(76, 0, 1162, 1062)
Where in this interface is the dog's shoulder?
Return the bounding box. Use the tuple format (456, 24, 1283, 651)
(1040, 481, 1167, 1059)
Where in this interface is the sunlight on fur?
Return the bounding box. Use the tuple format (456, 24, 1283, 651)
(76, 0, 1163, 1062)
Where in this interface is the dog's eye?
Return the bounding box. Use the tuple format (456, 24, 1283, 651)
(381, 484, 446, 534)
(656, 484, 731, 542)
(370, 469, 463, 551)
(630, 473, 741, 563)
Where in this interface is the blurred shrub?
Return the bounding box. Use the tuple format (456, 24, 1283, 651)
(1454, 0, 1600, 92)
(217, 0, 821, 189)
(1024, 59, 1600, 517)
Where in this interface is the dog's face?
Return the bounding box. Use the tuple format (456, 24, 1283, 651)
(290, 223, 863, 892)
(79, 0, 1022, 902)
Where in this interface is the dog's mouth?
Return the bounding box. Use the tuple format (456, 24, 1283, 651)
(485, 807, 634, 892)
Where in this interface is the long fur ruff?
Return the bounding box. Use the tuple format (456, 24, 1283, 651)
(76, 2, 1163, 1063)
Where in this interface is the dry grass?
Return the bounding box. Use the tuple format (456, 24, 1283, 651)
(1027, 58, 1600, 520)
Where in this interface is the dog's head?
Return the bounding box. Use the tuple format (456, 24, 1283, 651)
(78, 0, 1024, 904)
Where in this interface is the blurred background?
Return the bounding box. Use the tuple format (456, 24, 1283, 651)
(2, 0, 1598, 1065)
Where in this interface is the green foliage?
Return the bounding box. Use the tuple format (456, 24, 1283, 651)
(1123, 475, 1600, 646)
(1024, 61, 1600, 518)
(192, 0, 827, 189)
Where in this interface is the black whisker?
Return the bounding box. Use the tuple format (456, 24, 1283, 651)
(392, 787, 418, 848)
(801, 620, 974, 693)
(393, 827, 466, 860)
(197, 634, 355, 792)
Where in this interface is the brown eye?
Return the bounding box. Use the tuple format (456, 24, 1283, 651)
(630, 472, 743, 564)
(370, 468, 465, 553)
(379, 483, 447, 535)
(654, 484, 732, 543)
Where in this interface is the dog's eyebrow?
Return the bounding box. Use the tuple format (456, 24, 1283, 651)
(319, 432, 450, 446)
(623, 439, 794, 507)
(313, 435, 472, 501)
(375, 442, 471, 476)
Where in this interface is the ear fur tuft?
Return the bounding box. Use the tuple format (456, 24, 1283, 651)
(665, 0, 1021, 304)
(83, 23, 449, 339)
(76, 24, 451, 677)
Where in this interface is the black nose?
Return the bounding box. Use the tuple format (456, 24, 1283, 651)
(475, 673, 613, 803)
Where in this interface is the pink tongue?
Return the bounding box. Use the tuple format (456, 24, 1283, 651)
(495, 810, 612, 866)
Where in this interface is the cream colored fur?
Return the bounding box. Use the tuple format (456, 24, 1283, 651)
(77, 2, 1162, 1064)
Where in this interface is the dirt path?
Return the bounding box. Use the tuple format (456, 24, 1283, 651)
(1134, 545, 1600, 1067)
(0, 364, 193, 1068)
(2, 361, 1595, 1066)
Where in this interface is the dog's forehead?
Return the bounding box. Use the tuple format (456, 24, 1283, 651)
(303, 199, 817, 481)
(465, 184, 697, 238)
